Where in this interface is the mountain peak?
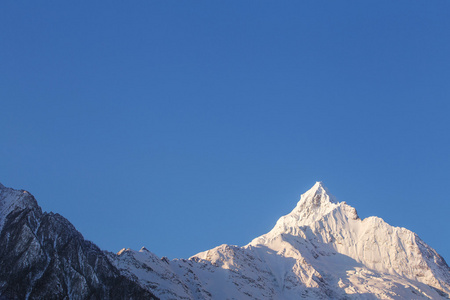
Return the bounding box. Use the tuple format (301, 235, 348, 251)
(249, 183, 342, 245)
(298, 181, 337, 207)
(308, 181, 327, 193)
(313, 180, 324, 187)
(306, 181, 326, 194)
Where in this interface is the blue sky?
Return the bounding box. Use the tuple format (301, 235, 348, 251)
(1, 1, 449, 261)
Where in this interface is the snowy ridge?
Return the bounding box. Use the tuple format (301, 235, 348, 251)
(112, 182, 450, 299)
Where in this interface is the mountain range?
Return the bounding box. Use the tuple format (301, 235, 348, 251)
(0, 181, 449, 299)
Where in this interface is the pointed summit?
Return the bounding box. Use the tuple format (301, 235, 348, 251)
(313, 181, 324, 187)
(249, 183, 343, 245)
(283, 181, 339, 224)
(297, 181, 337, 208)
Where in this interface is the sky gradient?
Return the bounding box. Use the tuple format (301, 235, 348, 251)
(1, 1, 450, 261)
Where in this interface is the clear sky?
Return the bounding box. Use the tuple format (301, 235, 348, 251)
(1, 1, 449, 261)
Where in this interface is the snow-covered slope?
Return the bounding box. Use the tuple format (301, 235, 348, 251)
(112, 182, 450, 299)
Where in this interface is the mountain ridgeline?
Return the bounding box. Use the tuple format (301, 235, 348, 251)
(0, 182, 449, 299)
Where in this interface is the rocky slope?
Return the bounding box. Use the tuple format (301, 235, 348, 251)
(0, 183, 157, 299)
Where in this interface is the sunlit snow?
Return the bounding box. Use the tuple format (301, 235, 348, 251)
(110, 182, 450, 299)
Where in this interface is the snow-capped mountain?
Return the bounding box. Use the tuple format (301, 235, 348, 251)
(0, 181, 449, 299)
(111, 182, 450, 299)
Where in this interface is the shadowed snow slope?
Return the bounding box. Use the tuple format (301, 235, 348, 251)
(113, 182, 450, 299)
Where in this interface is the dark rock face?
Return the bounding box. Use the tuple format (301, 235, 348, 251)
(0, 188, 157, 300)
